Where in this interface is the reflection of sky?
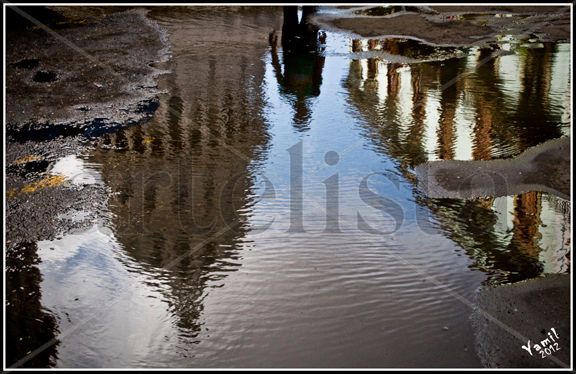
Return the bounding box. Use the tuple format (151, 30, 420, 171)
(37, 224, 180, 367)
(377, 63, 389, 104)
(397, 66, 413, 139)
(423, 89, 442, 161)
(453, 98, 475, 161)
(51, 155, 103, 186)
(538, 196, 571, 273)
(192, 46, 486, 368)
(549, 43, 571, 135)
(261, 51, 420, 232)
(492, 196, 514, 236)
(497, 53, 521, 109)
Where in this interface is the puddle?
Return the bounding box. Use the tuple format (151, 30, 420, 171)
(12, 58, 40, 69)
(35, 224, 181, 367)
(57, 209, 93, 223)
(32, 70, 58, 83)
(7, 158, 51, 177)
(50, 155, 103, 186)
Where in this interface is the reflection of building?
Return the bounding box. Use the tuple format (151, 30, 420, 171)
(511, 192, 542, 258)
(344, 39, 570, 283)
(92, 7, 278, 336)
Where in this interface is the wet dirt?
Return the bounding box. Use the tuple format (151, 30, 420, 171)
(415, 136, 571, 200)
(6, 7, 168, 135)
(472, 274, 570, 368)
(315, 6, 570, 46)
(5, 7, 169, 247)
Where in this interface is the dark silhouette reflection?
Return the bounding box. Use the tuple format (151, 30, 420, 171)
(514, 43, 563, 149)
(92, 7, 275, 342)
(344, 39, 569, 284)
(270, 6, 326, 131)
(6, 242, 59, 368)
(437, 58, 467, 160)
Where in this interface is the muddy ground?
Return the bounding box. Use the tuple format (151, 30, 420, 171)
(414, 136, 571, 201)
(315, 5, 571, 46)
(473, 274, 571, 368)
(6, 7, 168, 131)
(5, 7, 169, 246)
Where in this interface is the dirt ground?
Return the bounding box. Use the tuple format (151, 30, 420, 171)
(472, 274, 570, 368)
(5, 6, 169, 246)
(414, 136, 571, 201)
(6, 7, 168, 131)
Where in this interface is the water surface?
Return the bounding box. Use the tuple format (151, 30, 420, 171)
(8, 7, 571, 368)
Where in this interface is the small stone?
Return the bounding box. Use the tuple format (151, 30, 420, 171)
(442, 326, 449, 331)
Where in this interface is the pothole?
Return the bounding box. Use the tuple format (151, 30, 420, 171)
(12, 58, 40, 69)
(33, 70, 58, 83)
(7, 159, 52, 177)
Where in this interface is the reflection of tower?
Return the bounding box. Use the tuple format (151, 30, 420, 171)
(510, 192, 543, 258)
(516, 43, 560, 149)
(471, 48, 499, 161)
(473, 103, 493, 160)
(436, 59, 465, 160)
(387, 63, 400, 98)
(367, 58, 379, 80)
(472, 50, 496, 161)
(381, 38, 402, 55)
(352, 39, 362, 53)
(405, 65, 428, 166)
(367, 38, 380, 76)
(365, 40, 380, 90)
(345, 41, 431, 166)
